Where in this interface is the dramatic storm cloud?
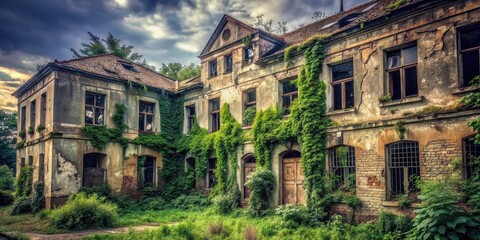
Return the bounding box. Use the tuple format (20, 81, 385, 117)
(0, 0, 363, 111)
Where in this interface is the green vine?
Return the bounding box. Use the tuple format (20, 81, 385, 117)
(243, 105, 256, 126)
(83, 103, 129, 149)
(15, 166, 33, 197)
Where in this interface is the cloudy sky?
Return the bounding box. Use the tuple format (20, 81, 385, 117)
(0, 0, 363, 111)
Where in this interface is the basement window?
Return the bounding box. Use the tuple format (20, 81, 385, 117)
(459, 24, 480, 87)
(139, 101, 155, 132)
(329, 145, 356, 190)
(331, 61, 354, 110)
(85, 92, 105, 125)
(209, 59, 218, 78)
(207, 158, 217, 189)
(210, 98, 220, 133)
(386, 45, 418, 100)
(281, 80, 298, 115)
(386, 141, 420, 201)
(462, 136, 480, 179)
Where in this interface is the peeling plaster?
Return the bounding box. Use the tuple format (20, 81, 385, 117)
(53, 152, 81, 196)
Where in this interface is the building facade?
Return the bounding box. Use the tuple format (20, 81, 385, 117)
(13, 0, 480, 215)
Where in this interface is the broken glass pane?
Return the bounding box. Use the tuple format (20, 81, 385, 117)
(95, 95, 105, 107)
(85, 106, 94, 124)
(460, 24, 480, 50)
(146, 115, 153, 131)
(345, 81, 354, 108)
(95, 108, 104, 125)
(389, 70, 401, 100)
(387, 52, 401, 69)
(332, 61, 353, 81)
(405, 67, 418, 96)
(463, 50, 480, 87)
(403, 46, 418, 65)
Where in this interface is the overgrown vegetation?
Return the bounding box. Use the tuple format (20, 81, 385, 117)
(15, 166, 33, 198)
(245, 168, 275, 216)
(387, 0, 407, 11)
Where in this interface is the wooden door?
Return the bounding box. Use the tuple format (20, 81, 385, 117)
(244, 162, 256, 199)
(282, 157, 304, 205)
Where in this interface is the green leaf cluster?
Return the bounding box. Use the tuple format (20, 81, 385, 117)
(15, 166, 33, 197)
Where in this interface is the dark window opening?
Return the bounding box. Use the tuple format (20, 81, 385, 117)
(119, 61, 138, 72)
(244, 90, 256, 126)
(386, 45, 418, 100)
(186, 105, 195, 134)
(83, 153, 106, 187)
(21, 106, 26, 132)
(281, 81, 298, 115)
(186, 157, 196, 189)
(210, 98, 220, 132)
(85, 92, 105, 125)
(463, 136, 480, 179)
(144, 157, 155, 185)
(28, 156, 33, 166)
(225, 54, 233, 73)
(459, 24, 480, 87)
(39, 154, 45, 183)
(40, 93, 46, 127)
(209, 60, 218, 78)
(329, 146, 356, 190)
(30, 100, 36, 130)
(139, 101, 155, 132)
(331, 61, 354, 110)
(386, 141, 420, 201)
(283, 150, 301, 158)
(208, 158, 217, 189)
(20, 158, 25, 167)
(244, 47, 254, 64)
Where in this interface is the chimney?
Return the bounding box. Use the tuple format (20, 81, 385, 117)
(340, 0, 344, 12)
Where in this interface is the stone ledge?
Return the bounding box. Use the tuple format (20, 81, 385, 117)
(452, 86, 479, 95)
(327, 108, 356, 116)
(382, 201, 421, 208)
(379, 96, 423, 108)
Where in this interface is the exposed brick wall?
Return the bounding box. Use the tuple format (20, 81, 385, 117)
(356, 148, 386, 215)
(420, 140, 461, 180)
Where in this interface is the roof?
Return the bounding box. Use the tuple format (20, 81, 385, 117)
(177, 75, 202, 92)
(13, 54, 177, 97)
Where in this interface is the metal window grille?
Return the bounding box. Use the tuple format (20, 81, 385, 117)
(463, 137, 480, 179)
(386, 141, 420, 200)
(329, 145, 355, 189)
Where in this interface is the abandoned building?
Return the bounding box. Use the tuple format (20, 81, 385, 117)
(13, 0, 480, 216)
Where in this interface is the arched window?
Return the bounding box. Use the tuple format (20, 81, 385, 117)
(462, 136, 480, 179)
(328, 145, 356, 190)
(386, 141, 420, 200)
(243, 155, 256, 199)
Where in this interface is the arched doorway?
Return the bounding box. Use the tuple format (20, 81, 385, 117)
(83, 153, 107, 187)
(138, 155, 156, 189)
(186, 157, 196, 189)
(243, 155, 256, 199)
(282, 150, 304, 205)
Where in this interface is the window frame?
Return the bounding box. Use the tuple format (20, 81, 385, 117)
(40, 93, 46, 127)
(385, 44, 419, 101)
(328, 145, 356, 190)
(21, 106, 26, 132)
(385, 140, 420, 201)
(330, 60, 355, 110)
(458, 23, 480, 88)
(210, 98, 220, 133)
(209, 59, 218, 78)
(244, 46, 254, 65)
(85, 92, 106, 126)
(207, 158, 217, 189)
(186, 105, 196, 134)
(462, 135, 479, 179)
(224, 53, 233, 74)
(30, 100, 36, 130)
(281, 80, 298, 116)
(138, 101, 156, 133)
(243, 89, 256, 127)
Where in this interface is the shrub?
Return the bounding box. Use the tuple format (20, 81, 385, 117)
(0, 190, 14, 206)
(31, 182, 45, 213)
(275, 204, 310, 228)
(170, 193, 210, 210)
(11, 197, 32, 215)
(139, 197, 167, 211)
(344, 195, 361, 209)
(376, 212, 411, 237)
(244, 225, 257, 240)
(79, 183, 111, 198)
(245, 168, 275, 216)
(212, 194, 238, 214)
(49, 193, 118, 230)
(397, 194, 411, 210)
(410, 178, 480, 240)
(207, 222, 229, 239)
(0, 165, 14, 191)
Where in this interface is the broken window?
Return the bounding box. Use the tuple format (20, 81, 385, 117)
(85, 92, 105, 125)
(281, 81, 298, 115)
(186, 105, 195, 134)
(21, 106, 26, 132)
(83, 153, 106, 187)
(244, 90, 256, 126)
(328, 145, 356, 190)
(331, 61, 354, 110)
(244, 47, 254, 64)
(459, 24, 480, 87)
(208, 158, 217, 189)
(224, 53, 233, 73)
(210, 98, 220, 132)
(40, 93, 46, 127)
(386, 141, 420, 200)
(462, 136, 480, 179)
(30, 100, 36, 129)
(139, 101, 155, 132)
(209, 59, 218, 78)
(386, 45, 418, 100)
(28, 156, 33, 166)
(144, 157, 156, 185)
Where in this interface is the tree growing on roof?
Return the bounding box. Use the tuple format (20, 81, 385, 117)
(159, 62, 201, 81)
(253, 14, 289, 34)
